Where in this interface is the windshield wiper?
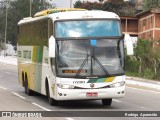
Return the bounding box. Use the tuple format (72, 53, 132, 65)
(76, 45, 112, 77)
(92, 48, 110, 76)
(75, 48, 89, 77)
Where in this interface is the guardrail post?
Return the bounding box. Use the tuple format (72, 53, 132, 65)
(133, 56, 137, 61)
(137, 56, 142, 74)
(152, 58, 157, 75)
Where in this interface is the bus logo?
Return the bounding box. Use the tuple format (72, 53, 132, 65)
(90, 83, 95, 88)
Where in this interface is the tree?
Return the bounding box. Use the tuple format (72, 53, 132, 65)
(74, 0, 136, 16)
(99, 0, 104, 2)
(143, 0, 160, 10)
(103, 0, 136, 16)
(0, 1, 5, 45)
(74, 1, 103, 10)
(110, 0, 124, 2)
(0, 0, 54, 48)
(74, 0, 83, 8)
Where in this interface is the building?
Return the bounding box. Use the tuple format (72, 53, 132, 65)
(136, 9, 160, 46)
(120, 16, 138, 46)
(121, 16, 138, 37)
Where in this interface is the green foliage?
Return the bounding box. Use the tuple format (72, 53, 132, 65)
(134, 39, 152, 57)
(143, 0, 160, 10)
(0, 0, 54, 47)
(126, 39, 160, 80)
(125, 71, 142, 77)
(143, 68, 155, 79)
(149, 47, 160, 59)
(74, 1, 103, 10)
(99, 0, 104, 2)
(156, 62, 160, 79)
(74, 0, 136, 16)
(74, 0, 83, 8)
(125, 56, 140, 73)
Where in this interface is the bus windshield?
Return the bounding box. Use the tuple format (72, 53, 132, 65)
(56, 39, 125, 78)
(55, 20, 121, 38)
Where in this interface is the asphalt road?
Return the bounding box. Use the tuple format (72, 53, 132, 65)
(0, 63, 160, 120)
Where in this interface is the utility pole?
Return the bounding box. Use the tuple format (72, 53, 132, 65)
(70, 0, 72, 8)
(30, 0, 32, 17)
(4, 0, 9, 57)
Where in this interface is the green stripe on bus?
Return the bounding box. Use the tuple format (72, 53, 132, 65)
(37, 46, 43, 92)
(87, 77, 115, 83)
(36, 46, 43, 63)
(87, 79, 98, 83)
(39, 46, 43, 63)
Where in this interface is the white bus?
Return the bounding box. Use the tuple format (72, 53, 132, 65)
(17, 8, 133, 106)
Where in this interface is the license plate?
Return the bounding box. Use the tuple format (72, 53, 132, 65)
(86, 92, 98, 97)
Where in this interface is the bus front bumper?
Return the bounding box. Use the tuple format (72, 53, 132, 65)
(55, 86, 125, 101)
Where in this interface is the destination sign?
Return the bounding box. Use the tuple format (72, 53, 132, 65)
(62, 70, 87, 73)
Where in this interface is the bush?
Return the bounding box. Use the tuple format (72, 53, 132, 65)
(126, 39, 160, 80)
(143, 68, 155, 79)
(125, 56, 140, 73)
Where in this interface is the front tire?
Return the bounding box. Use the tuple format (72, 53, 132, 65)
(102, 99, 112, 106)
(46, 81, 58, 106)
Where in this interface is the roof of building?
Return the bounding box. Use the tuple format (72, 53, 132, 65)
(120, 16, 138, 20)
(136, 8, 160, 17)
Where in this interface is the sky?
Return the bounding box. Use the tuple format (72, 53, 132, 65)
(50, 0, 99, 8)
(0, 0, 99, 8)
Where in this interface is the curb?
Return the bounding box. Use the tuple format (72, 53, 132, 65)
(0, 56, 17, 67)
(126, 76, 160, 91)
(126, 76, 160, 85)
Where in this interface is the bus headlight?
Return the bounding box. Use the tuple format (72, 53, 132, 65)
(57, 84, 75, 89)
(109, 81, 125, 88)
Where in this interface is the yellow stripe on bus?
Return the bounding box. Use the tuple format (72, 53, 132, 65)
(32, 46, 37, 63)
(105, 77, 115, 82)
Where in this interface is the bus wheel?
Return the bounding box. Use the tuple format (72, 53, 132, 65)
(102, 99, 112, 106)
(24, 76, 32, 96)
(46, 82, 58, 106)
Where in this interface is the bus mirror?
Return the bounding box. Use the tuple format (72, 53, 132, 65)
(124, 34, 134, 55)
(49, 36, 55, 58)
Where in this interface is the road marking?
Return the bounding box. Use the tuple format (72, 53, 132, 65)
(32, 102, 51, 111)
(0, 86, 7, 90)
(140, 107, 145, 109)
(126, 86, 160, 94)
(113, 99, 121, 103)
(12, 92, 26, 99)
(4, 71, 17, 77)
(6, 66, 16, 69)
(66, 118, 75, 120)
(1, 63, 17, 68)
(5, 72, 10, 74)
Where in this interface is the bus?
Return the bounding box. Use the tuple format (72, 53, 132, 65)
(17, 8, 133, 106)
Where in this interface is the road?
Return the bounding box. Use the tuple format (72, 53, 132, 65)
(0, 63, 160, 120)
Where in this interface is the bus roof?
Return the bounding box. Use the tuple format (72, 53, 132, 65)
(34, 8, 87, 17)
(18, 10, 120, 25)
(49, 10, 120, 20)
